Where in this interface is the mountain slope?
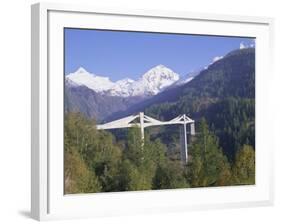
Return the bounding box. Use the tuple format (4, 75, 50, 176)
(65, 64, 181, 121)
(107, 48, 255, 160)
(66, 67, 115, 93)
(147, 48, 255, 160)
(108, 48, 255, 120)
(64, 80, 143, 122)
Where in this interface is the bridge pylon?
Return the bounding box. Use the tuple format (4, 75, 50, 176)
(97, 112, 195, 164)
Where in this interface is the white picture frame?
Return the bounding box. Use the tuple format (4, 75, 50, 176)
(31, 2, 274, 221)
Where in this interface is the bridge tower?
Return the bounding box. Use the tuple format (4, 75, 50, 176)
(97, 112, 195, 164)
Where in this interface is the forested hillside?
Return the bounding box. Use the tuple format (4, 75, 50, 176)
(64, 113, 255, 193)
(144, 48, 255, 160)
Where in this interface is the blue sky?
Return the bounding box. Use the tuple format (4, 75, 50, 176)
(64, 28, 254, 81)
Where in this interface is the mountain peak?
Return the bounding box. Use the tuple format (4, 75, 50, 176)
(148, 64, 174, 72)
(75, 67, 89, 74)
(142, 64, 179, 82)
(66, 64, 180, 97)
(66, 68, 115, 93)
(154, 64, 166, 69)
(134, 64, 180, 95)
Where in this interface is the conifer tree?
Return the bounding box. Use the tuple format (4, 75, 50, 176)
(64, 149, 101, 193)
(187, 118, 231, 187)
(232, 144, 255, 185)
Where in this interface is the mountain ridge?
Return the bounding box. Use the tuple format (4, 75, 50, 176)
(105, 48, 255, 121)
(66, 64, 185, 98)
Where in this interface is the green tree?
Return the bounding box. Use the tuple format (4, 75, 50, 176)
(64, 149, 101, 194)
(153, 160, 189, 189)
(64, 112, 123, 193)
(232, 144, 255, 185)
(123, 127, 172, 191)
(187, 118, 231, 187)
(87, 130, 122, 192)
(125, 127, 144, 165)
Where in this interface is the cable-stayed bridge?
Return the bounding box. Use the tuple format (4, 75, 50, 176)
(97, 112, 195, 164)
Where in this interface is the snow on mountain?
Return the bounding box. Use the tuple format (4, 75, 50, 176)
(66, 67, 115, 92)
(66, 65, 180, 97)
(127, 64, 179, 97)
(107, 78, 135, 97)
(178, 76, 194, 85)
(212, 56, 223, 63)
(173, 67, 204, 86)
(172, 75, 193, 87)
(140, 64, 179, 94)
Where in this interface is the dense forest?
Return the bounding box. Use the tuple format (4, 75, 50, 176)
(144, 48, 255, 161)
(64, 113, 255, 193)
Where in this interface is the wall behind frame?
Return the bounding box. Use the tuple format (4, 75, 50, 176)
(0, 0, 279, 224)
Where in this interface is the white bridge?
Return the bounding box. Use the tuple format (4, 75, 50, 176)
(97, 112, 195, 164)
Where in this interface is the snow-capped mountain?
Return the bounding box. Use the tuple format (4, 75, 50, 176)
(66, 67, 115, 92)
(66, 65, 180, 97)
(133, 64, 179, 96)
(106, 78, 135, 97)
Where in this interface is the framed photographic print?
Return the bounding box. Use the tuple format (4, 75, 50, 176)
(31, 2, 274, 221)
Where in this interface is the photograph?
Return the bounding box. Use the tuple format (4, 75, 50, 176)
(63, 28, 255, 194)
